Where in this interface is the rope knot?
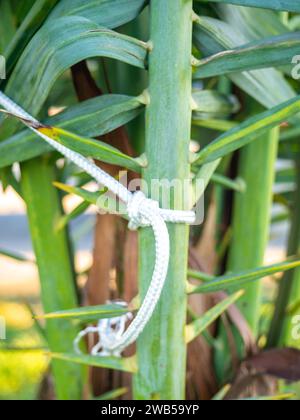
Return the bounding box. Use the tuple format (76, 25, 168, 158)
(74, 301, 133, 357)
(127, 191, 159, 231)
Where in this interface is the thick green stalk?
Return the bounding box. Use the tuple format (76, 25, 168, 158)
(267, 160, 300, 349)
(0, 0, 85, 399)
(215, 128, 279, 383)
(227, 128, 279, 331)
(133, 0, 193, 399)
(21, 156, 85, 400)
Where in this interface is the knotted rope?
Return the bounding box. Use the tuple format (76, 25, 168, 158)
(0, 91, 195, 356)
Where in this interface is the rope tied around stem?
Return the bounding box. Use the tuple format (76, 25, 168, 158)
(0, 90, 196, 357)
(127, 190, 159, 230)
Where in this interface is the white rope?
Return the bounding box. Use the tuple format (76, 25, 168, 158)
(0, 91, 196, 356)
(74, 301, 133, 357)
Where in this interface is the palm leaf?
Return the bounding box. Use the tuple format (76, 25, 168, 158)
(3, 16, 147, 122)
(36, 303, 133, 322)
(194, 32, 300, 78)
(0, 94, 144, 167)
(193, 15, 294, 108)
(185, 291, 244, 343)
(48, 0, 146, 27)
(49, 352, 137, 373)
(192, 95, 300, 165)
(188, 259, 300, 294)
(197, 0, 300, 13)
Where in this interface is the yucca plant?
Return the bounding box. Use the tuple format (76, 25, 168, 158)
(1, 0, 300, 401)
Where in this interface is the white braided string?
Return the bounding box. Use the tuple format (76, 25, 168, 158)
(0, 91, 195, 356)
(73, 302, 133, 357)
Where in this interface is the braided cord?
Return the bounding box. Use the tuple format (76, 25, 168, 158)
(0, 91, 195, 356)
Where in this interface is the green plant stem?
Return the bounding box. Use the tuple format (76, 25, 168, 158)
(215, 128, 279, 383)
(227, 128, 279, 331)
(267, 160, 300, 349)
(21, 156, 85, 400)
(133, 0, 193, 400)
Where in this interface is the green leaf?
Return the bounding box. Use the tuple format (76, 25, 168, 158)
(211, 174, 246, 193)
(0, 0, 16, 53)
(0, 248, 35, 263)
(56, 201, 91, 232)
(43, 123, 141, 172)
(4, 0, 59, 72)
(4, 16, 147, 118)
(0, 166, 22, 195)
(191, 159, 221, 206)
(188, 270, 214, 282)
(0, 346, 47, 352)
(189, 259, 300, 294)
(192, 89, 240, 119)
(212, 384, 231, 401)
(290, 16, 300, 31)
(286, 299, 300, 316)
(193, 16, 295, 108)
(36, 303, 133, 322)
(196, 0, 300, 13)
(1, 109, 143, 172)
(25, 302, 46, 340)
(194, 32, 300, 78)
(192, 118, 237, 132)
(48, 0, 147, 28)
(192, 95, 300, 165)
(36, 125, 143, 173)
(185, 291, 244, 343)
(241, 393, 295, 401)
(4, 0, 147, 79)
(53, 182, 127, 218)
(215, 4, 288, 40)
(95, 387, 128, 401)
(53, 182, 104, 205)
(49, 352, 137, 373)
(0, 94, 144, 168)
(50, 94, 145, 138)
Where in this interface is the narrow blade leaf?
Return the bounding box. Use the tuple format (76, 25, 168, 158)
(4, 17, 147, 119)
(95, 387, 128, 401)
(53, 182, 127, 217)
(196, 0, 300, 13)
(36, 303, 132, 322)
(4, 0, 59, 72)
(48, 0, 146, 28)
(241, 393, 295, 401)
(192, 95, 300, 165)
(189, 259, 300, 294)
(53, 182, 102, 205)
(192, 89, 240, 119)
(193, 16, 295, 108)
(194, 32, 300, 78)
(0, 94, 143, 168)
(37, 126, 143, 173)
(185, 291, 244, 343)
(56, 201, 91, 232)
(49, 352, 137, 373)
